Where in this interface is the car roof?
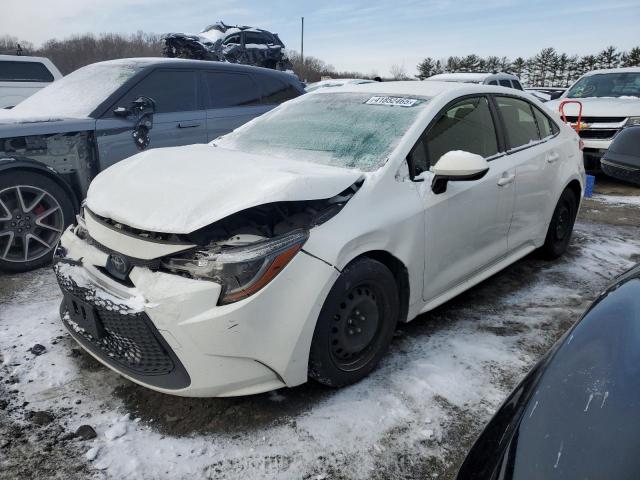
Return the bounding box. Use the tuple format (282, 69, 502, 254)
(90, 57, 300, 83)
(0, 54, 53, 63)
(581, 66, 640, 76)
(313, 80, 517, 98)
(309, 78, 371, 85)
(525, 86, 565, 91)
(427, 72, 518, 83)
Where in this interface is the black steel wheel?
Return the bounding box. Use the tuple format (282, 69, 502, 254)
(0, 171, 75, 272)
(309, 257, 399, 387)
(540, 188, 578, 259)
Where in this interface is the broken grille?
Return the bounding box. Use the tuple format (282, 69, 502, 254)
(578, 129, 620, 140)
(55, 268, 189, 387)
(564, 116, 626, 124)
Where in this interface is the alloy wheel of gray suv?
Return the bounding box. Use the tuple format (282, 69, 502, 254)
(0, 171, 74, 272)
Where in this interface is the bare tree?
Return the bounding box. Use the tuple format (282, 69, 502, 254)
(389, 63, 409, 80)
(0, 35, 33, 55)
(37, 32, 163, 74)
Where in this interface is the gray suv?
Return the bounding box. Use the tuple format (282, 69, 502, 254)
(0, 58, 304, 272)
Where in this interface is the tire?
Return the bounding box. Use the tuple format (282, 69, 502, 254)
(539, 188, 578, 259)
(0, 170, 75, 273)
(309, 257, 399, 387)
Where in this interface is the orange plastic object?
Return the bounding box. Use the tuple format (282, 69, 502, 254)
(559, 100, 583, 132)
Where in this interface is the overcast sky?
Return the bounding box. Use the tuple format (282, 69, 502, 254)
(2, 0, 639, 75)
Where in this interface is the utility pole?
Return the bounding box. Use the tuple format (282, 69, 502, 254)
(301, 16, 304, 72)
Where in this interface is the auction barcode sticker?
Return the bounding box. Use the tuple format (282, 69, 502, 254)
(366, 96, 419, 107)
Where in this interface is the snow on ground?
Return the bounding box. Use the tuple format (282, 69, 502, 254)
(591, 193, 640, 207)
(1, 219, 639, 479)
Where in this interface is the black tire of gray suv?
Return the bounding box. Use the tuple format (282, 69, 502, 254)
(0, 171, 74, 272)
(540, 188, 578, 259)
(309, 257, 399, 387)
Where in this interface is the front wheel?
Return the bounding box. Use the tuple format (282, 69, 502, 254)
(0, 171, 75, 273)
(539, 188, 578, 259)
(309, 257, 399, 387)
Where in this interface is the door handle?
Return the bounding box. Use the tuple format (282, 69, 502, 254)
(546, 151, 560, 163)
(177, 122, 201, 129)
(497, 173, 515, 186)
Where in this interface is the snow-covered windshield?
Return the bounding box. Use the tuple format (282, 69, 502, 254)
(216, 92, 430, 171)
(9, 62, 143, 119)
(567, 72, 640, 99)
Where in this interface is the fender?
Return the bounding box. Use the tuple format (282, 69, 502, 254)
(0, 157, 81, 212)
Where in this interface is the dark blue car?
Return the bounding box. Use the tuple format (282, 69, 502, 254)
(0, 58, 304, 272)
(457, 263, 640, 480)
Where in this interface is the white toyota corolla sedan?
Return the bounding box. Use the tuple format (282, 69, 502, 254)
(53, 81, 585, 397)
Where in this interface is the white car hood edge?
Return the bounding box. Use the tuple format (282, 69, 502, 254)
(86, 144, 363, 234)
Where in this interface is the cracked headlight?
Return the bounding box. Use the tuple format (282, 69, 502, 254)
(74, 208, 88, 239)
(626, 117, 640, 127)
(161, 229, 308, 305)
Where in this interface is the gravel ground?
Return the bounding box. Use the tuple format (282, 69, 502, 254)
(1, 176, 638, 480)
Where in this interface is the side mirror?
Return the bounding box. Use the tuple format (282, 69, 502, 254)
(113, 96, 156, 118)
(549, 91, 563, 100)
(131, 96, 156, 115)
(431, 151, 489, 194)
(129, 97, 156, 151)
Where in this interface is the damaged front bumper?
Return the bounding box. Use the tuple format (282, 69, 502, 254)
(54, 225, 339, 397)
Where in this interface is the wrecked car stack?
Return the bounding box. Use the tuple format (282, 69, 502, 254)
(163, 22, 293, 71)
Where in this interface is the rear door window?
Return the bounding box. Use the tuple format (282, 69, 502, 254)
(204, 72, 261, 108)
(408, 96, 499, 175)
(0, 61, 54, 82)
(499, 79, 512, 88)
(496, 96, 541, 149)
(244, 32, 273, 45)
(259, 76, 299, 104)
(533, 106, 557, 138)
(116, 69, 198, 114)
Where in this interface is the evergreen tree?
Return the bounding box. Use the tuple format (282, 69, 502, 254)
(510, 57, 528, 83)
(579, 55, 598, 76)
(498, 56, 510, 72)
(417, 57, 437, 79)
(416, 46, 640, 87)
(484, 56, 501, 72)
(445, 56, 461, 72)
(597, 46, 621, 69)
(459, 54, 483, 72)
(622, 47, 640, 67)
(564, 55, 581, 87)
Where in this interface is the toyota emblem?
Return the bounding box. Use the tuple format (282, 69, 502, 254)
(109, 255, 127, 274)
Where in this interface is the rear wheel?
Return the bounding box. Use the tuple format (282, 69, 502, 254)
(0, 171, 74, 273)
(540, 188, 578, 259)
(309, 257, 399, 387)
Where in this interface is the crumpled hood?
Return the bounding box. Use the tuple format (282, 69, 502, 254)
(546, 97, 640, 118)
(86, 144, 362, 234)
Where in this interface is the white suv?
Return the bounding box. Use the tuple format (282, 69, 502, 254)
(53, 82, 584, 397)
(0, 55, 62, 108)
(426, 72, 524, 91)
(546, 67, 640, 170)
